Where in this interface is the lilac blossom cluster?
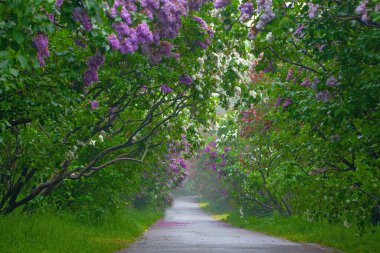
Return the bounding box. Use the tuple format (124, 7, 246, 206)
(105, 0, 188, 64)
(106, 0, 134, 24)
(355, 1, 369, 21)
(167, 157, 189, 187)
(55, 0, 63, 9)
(143, 41, 175, 64)
(188, 0, 208, 11)
(286, 68, 294, 81)
(89, 100, 99, 110)
(33, 33, 50, 67)
(110, 22, 138, 54)
(140, 0, 160, 20)
(301, 76, 319, 89)
(275, 97, 292, 109)
(255, 0, 275, 30)
(193, 16, 214, 49)
(316, 90, 330, 102)
(308, 3, 319, 19)
(72, 7, 92, 31)
(203, 142, 231, 179)
(179, 74, 193, 85)
(158, 0, 187, 39)
(136, 23, 154, 44)
(214, 0, 230, 9)
(238, 2, 254, 22)
(326, 76, 339, 87)
(84, 52, 105, 87)
(301, 78, 312, 87)
(165, 137, 192, 188)
(161, 84, 173, 93)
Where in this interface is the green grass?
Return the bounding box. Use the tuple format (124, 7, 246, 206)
(199, 201, 380, 253)
(0, 208, 162, 253)
(226, 212, 380, 253)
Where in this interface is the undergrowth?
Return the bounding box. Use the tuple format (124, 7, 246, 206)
(0, 208, 162, 253)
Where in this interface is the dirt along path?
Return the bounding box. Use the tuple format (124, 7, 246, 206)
(116, 196, 334, 253)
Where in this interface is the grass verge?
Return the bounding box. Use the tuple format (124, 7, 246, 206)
(199, 201, 380, 253)
(0, 208, 162, 253)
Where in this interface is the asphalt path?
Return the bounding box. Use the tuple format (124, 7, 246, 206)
(117, 196, 334, 253)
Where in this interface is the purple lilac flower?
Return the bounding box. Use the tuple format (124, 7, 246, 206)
(108, 34, 121, 50)
(120, 6, 132, 24)
(193, 16, 214, 47)
(107, 6, 117, 18)
(55, 0, 64, 8)
(256, 0, 275, 30)
(179, 159, 187, 169)
(87, 52, 105, 71)
(72, 7, 92, 31)
(294, 24, 305, 35)
(326, 76, 339, 87)
(210, 151, 217, 157)
(301, 78, 312, 87)
(158, 0, 187, 39)
(179, 75, 193, 85)
(214, 0, 230, 9)
(75, 38, 86, 48)
(136, 22, 154, 44)
(161, 84, 173, 93)
(188, 0, 207, 11)
(47, 13, 55, 22)
(195, 40, 207, 49)
(317, 44, 326, 52)
(193, 16, 214, 37)
(84, 70, 98, 86)
(120, 38, 135, 54)
(204, 146, 211, 152)
(316, 90, 330, 102)
(89, 100, 99, 109)
(112, 22, 130, 37)
(83, 52, 104, 86)
(275, 97, 283, 107)
(158, 41, 173, 56)
(170, 163, 179, 173)
(282, 98, 292, 109)
(286, 68, 294, 81)
(355, 1, 369, 21)
(224, 147, 231, 152)
(140, 0, 160, 11)
(238, 2, 254, 22)
(149, 52, 163, 64)
(308, 3, 319, 19)
(219, 160, 226, 166)
(33, 33, 50, 66)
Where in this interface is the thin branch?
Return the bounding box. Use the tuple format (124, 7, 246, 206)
(267, 46, 319, 73)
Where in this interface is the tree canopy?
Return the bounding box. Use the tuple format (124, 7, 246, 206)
(0, 0, 379, 229)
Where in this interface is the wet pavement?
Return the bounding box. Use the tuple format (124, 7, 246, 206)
(116, 196, 334, 253)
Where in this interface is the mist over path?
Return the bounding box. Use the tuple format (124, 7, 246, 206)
(117, 196, 333, 253)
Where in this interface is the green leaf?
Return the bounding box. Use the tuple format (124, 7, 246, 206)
(0, 60, 9, 69)
(16, 54, 28, 69)
(9, 68, 19, 77)
(13, 31, 25, 45)
(0, 51, 10, 59)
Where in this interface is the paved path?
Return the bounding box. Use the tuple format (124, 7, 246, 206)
(117, 196, 333, 253)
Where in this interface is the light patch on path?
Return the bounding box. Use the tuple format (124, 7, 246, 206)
(116, 196, 335, 253)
